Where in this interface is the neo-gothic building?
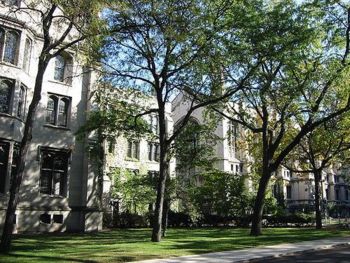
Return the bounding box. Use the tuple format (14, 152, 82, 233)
(0, 1, 102, 233)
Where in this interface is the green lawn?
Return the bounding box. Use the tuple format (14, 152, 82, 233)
(0, 227, 349, 262)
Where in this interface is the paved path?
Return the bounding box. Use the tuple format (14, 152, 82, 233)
(134, 237, 350, 263)
(250, 244, 350, 262)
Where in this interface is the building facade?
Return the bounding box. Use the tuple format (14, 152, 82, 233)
(0, 0, 102, 233)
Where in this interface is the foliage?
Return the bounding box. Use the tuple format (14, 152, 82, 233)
(189, 171, 254, 219)
(214, 0, 350, 235)
(174, 114, 220, 174)
(110, 168, 156, 215)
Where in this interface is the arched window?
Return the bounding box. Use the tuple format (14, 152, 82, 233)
(57, 98, 69, 127)
(46, 96, 57, 125)
(3, 31, 19, 64)
(54, 55, 66, 82)
(23, 38, 32, 73)
(45, 94, 70, 127)
(0, 79, 13, 114)
(17, 85, 26, 118)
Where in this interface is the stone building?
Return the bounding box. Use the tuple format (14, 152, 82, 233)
(0, 0, 102, 233)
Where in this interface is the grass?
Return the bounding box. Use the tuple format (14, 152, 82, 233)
(0, 227, 349, 262)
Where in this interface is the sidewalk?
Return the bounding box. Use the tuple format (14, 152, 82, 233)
(134, 237, 350, 263)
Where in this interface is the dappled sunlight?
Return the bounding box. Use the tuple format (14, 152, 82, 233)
(0, 228, 349, 262)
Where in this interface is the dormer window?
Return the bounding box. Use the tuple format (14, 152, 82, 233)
(0, 28, 20, 65)
(54, 53, 73, 84)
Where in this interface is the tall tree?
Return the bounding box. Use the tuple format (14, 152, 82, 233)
(95, 0, 262, 242)
(285, 115, 350, 229)
(214, 1, 350, 235)
(0, 0, 104, 253)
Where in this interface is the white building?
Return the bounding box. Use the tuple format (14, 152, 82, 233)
(102, 91, 175, 216)
(0, 0, 102, 233)
(172, 93, 246, 176)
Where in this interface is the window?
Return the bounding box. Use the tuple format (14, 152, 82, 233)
(0, 28, 20, 65)
(54, 55, 65, 82)
(40, 149, 69, 196)
(334, 175, 339, 183)
(17, 85, 26, 118)
(346, 190, 349, 201)
(45, 94, 70, 127)
(228, 121, 239, 152)
(148, 142, 159, 161)
(0, 78, 13, 114)
(284, 170, 290, 178)
(54, 54, 72, 84)
(286, 185, 292, 199)
(39, 213, 51, 224)
(9, 144, 19, 191)
(53, 214, 63, 224)
(127, 140, 139, 160)
(1, 0, 20, 6)
(326, 188, 329, 200)
(23, 38, 32, 73)
(240, 163, 243, 173)
(149, 115, 159, 134)
(0, 141, 9, 194)
(335, 188, 340, 200)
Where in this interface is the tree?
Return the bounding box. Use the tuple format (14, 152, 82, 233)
(285, 114, 350, 229)
(96, 0, 261, 242)
(0, 0, 104, 253)
(214, 1, 350, 235)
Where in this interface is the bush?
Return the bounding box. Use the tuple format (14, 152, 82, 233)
(117, 212, 149, 228)
(263, 213, 315, 227)
(168, 211, 193, 227)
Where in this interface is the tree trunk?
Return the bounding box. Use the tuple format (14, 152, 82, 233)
(151, 102, 168, 242)
(0, 60, 48, 253)
(162, 198, 169, 238)
(314, 170, 322, 229)
(151, 155, 169, 242)
(250, 172, 270, 236)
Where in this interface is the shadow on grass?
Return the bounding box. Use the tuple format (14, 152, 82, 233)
(0, 227, 348, 262)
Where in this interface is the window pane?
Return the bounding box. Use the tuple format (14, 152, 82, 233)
(127, 140, 132, 158)
(40, 170, 52, 195)
(46, 97, 56, 124)
(53, 155, 67, 171)
(0, 29, 4, 60)
(41, 151, 53, 169)
(57, 99, 68, 126)
(3, 0, 18, 6)
(17, 86, 25, 118)
(54, 55, 65, 82)
(10, 144, 19, 191)
(134, 141, 139, 159)
(0, 79, 12, 113)
(148, 142, 152, 161)
(23, 38, 31, 73)
(154, 144, 159, 162)
(0, 142, 9, 193)
(3, 31, 18, 64)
